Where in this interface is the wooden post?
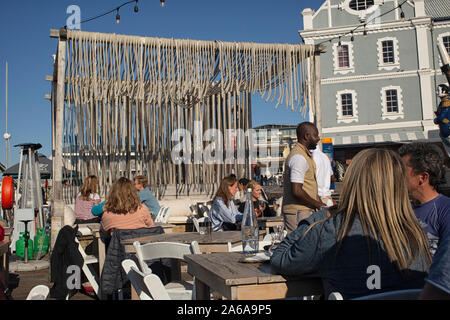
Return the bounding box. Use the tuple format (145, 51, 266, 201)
(52, 29, 67, 220)
(313, 45, 326, 147)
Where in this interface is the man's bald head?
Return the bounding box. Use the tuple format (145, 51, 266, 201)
(296, 122, 318, 141)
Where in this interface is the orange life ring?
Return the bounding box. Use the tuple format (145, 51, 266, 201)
(1, 176, 14, 209)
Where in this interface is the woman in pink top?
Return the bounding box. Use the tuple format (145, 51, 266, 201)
(74, 175, 101, 224)
(101, 177, 154, 234)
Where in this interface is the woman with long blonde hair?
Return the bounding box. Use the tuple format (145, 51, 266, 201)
(209, 175, 243, 231)
(74, 175, 101, 223)
(101, 177, 154, 234)
(271, 148, 431, 299)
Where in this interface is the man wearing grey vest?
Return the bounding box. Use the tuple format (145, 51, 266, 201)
(282, 122, 326, 233)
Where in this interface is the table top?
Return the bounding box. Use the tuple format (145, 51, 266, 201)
(257, 216, 283, 222)
(121, 231, 244, 246)
(184, 252, 323, 299)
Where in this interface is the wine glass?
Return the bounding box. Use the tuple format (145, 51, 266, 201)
(268, 225, 284, 256)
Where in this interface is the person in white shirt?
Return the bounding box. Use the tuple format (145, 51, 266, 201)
(311, 148, 335, 208)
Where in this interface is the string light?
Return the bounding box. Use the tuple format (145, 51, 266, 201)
(350, 31, 354, 42)
(63, 0, 164, 29)
(338, 37, 342, 47)
(317, 0, 407, 46)
(116, 9, 120, 24)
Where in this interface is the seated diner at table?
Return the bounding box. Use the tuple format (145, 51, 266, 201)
(209, 175, 243, 231)
(239, 180, 275, 217)
(74, 175, 101, 224)
(100, 177, 155, 235)
(271, 148, 432, 299)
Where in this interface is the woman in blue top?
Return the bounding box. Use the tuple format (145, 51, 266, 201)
(209, 175, 243, 231)
(271, 149, 432, 299)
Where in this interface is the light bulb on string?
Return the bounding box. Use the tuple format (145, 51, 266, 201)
(400, 7, 405, 22)
(350, 31, 354, 42)
(363, 25, 367, 38)
(134, 0, 139, 13)
(116, 8, 120, 24)
(160, 0, 165, 7)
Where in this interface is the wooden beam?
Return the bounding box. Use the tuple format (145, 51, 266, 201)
(46, 75, 53, 82)
(44, 94, 51, 100)
(315, 44, 327, 54)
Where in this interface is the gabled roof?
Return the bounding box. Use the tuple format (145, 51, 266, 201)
(425, 0, 450, 21)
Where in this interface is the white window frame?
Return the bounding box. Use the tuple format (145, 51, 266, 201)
(333, 41, 355, 75)
(437, 32, 450, 65)
(377, 36, 400, 71)
(336, 89, 359, 124)
(381, 86, 404, 120)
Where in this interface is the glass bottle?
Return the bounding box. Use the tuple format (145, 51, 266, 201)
(241, 188, 259, 256)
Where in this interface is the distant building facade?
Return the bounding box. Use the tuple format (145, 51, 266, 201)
(299, 0, 450, 163)
(252, 124, 298, 176)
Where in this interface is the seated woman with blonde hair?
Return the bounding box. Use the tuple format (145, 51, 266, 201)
(239, 180, 275, 217)
(271, 148, 431, 299)
(101, 177, 154, 234)
(209, 175, 243, 231)
(74, 175, 101, 224)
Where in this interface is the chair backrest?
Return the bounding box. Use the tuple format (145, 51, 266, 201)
(192, 217, 207, 232)
(328, 289, 422, 300)
(133, 240, 201, 274)
(26, 285, 50, 300)
(74, 237, 99, 295)
(155, 207, 171, 223)
(121, 259, 171, 300)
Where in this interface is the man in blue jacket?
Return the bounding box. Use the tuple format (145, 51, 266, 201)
(134, 175, 161, 219)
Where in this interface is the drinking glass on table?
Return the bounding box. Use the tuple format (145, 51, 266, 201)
(268, 225, 284, 256)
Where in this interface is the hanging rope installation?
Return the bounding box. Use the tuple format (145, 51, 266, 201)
(51, 29, 318, 201)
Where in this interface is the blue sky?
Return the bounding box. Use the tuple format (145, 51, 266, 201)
(0, 0, 322, 167)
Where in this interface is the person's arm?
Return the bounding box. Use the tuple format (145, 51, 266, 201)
(270, 209, 329, 275)
(91, 201, 105, 216)
(291, 183, 326, 210)
(420, 232, 450, 299)
(289, 155, 326, 210)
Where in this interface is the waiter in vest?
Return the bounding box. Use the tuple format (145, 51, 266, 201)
(282, 122, 326, 233)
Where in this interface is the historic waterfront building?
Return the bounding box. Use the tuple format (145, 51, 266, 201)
(299, 0, 450, 162)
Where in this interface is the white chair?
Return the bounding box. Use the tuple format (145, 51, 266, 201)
(121, 259, 170, 300)
(227, 240, 273, 252)
(26, 285, 50, 300)
(74, 235, 100, 297)
(133, 240, 201, 300)
(328, 289, 422, 300)
(192, 216, 207, 233)
(154, 206, 171, 223)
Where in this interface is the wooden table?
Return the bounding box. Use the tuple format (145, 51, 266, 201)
(185, 252, 323, 300)
(258, 216, 284, 234)
(0, 241, 10, 288)
(122, 231, 249, 254)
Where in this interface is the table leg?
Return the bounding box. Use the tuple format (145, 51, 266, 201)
(194, 278, 211, 300)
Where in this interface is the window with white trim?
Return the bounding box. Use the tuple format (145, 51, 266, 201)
(443, 36, 450, 55)
(381, 86, 404, 120)
(337, 90, 358, 123)
(377, 37, 400, 71)
(333, 41, 355, 75)
(438, 32, 450, 65)
(349, 0, 374, 11)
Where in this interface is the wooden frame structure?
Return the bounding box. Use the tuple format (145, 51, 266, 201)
(48, 28, 324, 218)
